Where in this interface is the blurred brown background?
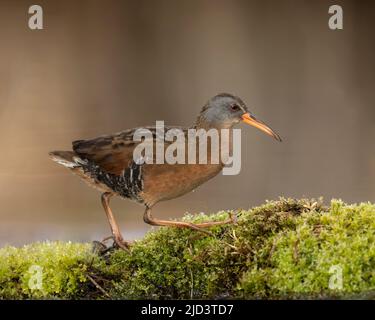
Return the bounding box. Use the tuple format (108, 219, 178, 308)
(0, 0, 374, 246)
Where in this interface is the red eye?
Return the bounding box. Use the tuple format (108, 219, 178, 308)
(231, 104, 240, 111)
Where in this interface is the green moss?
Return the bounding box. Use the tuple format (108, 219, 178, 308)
(0, 242, 95, 299)
(238, 200, 375, 299)
(0, 198, 374, 299)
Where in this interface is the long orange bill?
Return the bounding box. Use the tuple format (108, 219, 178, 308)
(241, 113, 282, 142)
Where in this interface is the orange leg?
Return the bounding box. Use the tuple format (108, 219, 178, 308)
(143, 206, 236, 233)
(101, 192, 131, 250)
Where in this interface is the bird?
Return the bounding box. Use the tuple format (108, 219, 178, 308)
(49, 93, 281, 250)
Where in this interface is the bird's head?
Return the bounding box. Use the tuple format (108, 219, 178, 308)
(196, 93, 281, 141)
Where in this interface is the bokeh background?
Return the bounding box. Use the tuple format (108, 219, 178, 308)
(0, 0, 374, 246)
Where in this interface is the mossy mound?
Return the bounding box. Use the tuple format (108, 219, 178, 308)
(0, 198, 374, 299)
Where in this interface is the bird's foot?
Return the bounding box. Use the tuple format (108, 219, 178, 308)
(113, 237, 132, 251)
(92, 236, 132, 254)
(187, 224, 214, 236)
(189, 211, 238, 230)
(103, 235, 132, 251)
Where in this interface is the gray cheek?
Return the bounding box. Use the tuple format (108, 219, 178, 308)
(216, 112, 228, 122)
(207, 109, 225, 122)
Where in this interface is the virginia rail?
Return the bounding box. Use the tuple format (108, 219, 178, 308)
(50, 93, 281, 250)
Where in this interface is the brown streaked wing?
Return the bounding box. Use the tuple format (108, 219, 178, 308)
(72, 126, 188, 175)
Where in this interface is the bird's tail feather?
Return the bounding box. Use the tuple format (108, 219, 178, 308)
(49, 151, 86, 168)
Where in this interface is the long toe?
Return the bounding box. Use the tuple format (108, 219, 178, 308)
(187, 223, 213, 236)
(91, 240, 110, 255)
(113, 237, 132, 251)
(101, 235, 114, 243)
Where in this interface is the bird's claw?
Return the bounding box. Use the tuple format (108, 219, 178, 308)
(113, 238, 132, 251)
(92, 236, 132, 254)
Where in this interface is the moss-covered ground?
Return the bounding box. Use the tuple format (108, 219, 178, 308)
(0, 198, 374, 299)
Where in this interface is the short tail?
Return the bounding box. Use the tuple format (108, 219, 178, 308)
(49, 151, 86, 168)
